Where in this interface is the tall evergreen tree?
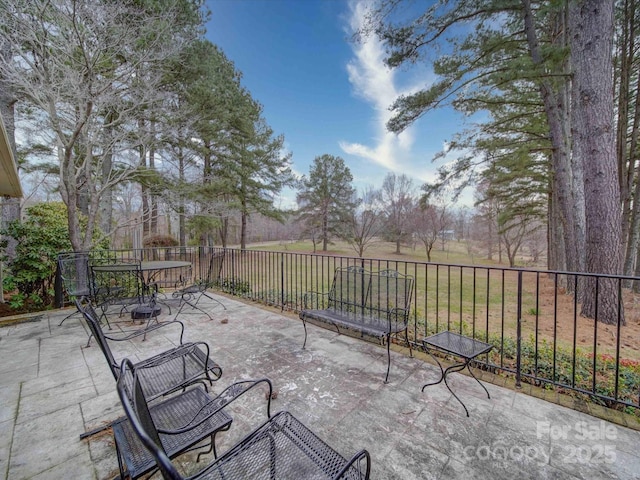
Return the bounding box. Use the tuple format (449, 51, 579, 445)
(297, 155, 357, 252)
(364, 0, 623, 323)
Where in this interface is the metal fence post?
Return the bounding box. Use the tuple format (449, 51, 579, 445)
(54, 259, 63, 308)
(280, 253, 285, 311)
(516, 270, 522, 388)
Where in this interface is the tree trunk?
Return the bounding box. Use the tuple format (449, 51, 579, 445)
(241, 209, 248, 250)
(99, 123, 113, 240)
(178, 147, 186, 247)
(623, 65, 640, 278)
(74, 123, 90, 218)
(548, 188, 567, 271)
(139, 121, 150, 239)
(569, 0, 624, 325)
(219, 217, 229, 248)
(487, 212, 494, 260)
(62, 145, 83, 251)
(618, 0, 636, 253)
(522, 0, 583, 277)
(322, 210, 328, 251)
(149, 121, 158, 235)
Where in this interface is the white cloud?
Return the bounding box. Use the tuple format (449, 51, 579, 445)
(340, 0, 418, 172)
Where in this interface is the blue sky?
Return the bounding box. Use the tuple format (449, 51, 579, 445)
(205, 0, 469, 207)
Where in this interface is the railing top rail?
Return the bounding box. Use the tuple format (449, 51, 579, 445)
(222, 246, 640, 282)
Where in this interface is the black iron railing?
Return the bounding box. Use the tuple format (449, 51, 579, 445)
(55, 246, 640, 413)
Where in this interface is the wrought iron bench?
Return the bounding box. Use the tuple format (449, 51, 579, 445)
(300, 267, 414, 383)
(117, 359, 371, 479)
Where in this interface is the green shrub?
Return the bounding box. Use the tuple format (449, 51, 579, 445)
(1, 203, 73, 309)
(484, 333, 640, 415)
(1, 202, 108, 311)
(215, 277, 252, 296)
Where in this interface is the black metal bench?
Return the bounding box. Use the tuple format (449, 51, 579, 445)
(299, 266, 414, 383)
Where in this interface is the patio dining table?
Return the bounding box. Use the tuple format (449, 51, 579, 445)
(92, 260, 191, 289)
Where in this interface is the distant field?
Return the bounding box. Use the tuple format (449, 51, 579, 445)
(249, 238, 507, 267)
(239, 238, 640, 361)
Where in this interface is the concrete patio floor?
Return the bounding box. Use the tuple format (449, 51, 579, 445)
(2, 294, 640, 480)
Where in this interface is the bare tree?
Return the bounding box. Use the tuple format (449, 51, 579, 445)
(345, 187, 383, 258)
(499, 212, 543, 268)
(0, 0, 201, 251)
(413, 201, 450, 262)
(380, 173, 415, 254)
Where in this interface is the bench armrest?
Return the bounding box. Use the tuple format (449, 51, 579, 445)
(334, 449, 371, 479)
(157, 378, 273, 435)
(303, 291, 329, 309)
(385, 307, 411, 331)
(387, 307, 409, 317)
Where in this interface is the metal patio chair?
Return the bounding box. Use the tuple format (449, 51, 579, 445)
(90, 259, 146, 319)
(76, 300, 222, 402)
(57, 251, 118, 340)
(115, 359, 273, 480)
(117, 360, 370, 480)
(172, 252, 226, 320)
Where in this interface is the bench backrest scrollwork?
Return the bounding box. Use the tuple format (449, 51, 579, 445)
(328, 267, 414, 326)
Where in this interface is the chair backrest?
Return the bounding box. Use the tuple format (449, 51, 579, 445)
(328, 267, 414, 324)
(328, 267, 372, 314)
(58, 252, 92, 298)
(75, 300, 118, 378)
(116, 359, 183, 480)
(91, 259, 144, 303)
(369, 269, 414, 326)
(204, 252, 224, 284)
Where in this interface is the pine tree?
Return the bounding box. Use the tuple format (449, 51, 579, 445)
(296, 155, 357, 252)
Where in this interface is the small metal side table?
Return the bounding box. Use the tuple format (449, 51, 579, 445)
(421, 331, 493, 416)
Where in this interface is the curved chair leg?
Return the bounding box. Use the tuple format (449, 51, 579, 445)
(58, 309, 80, 326)
(302, 319, 308, 349)
(175, 296, 213, 321)
(384, 334, 392, 384)
(201, 291, 227, 310)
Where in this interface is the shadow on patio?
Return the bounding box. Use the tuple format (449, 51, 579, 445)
(2, 294, 640, 479)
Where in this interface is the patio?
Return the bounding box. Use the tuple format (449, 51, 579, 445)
(1, 294, 640, 480)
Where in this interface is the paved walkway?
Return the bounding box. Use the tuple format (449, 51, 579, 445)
(1, 295, 640, 479)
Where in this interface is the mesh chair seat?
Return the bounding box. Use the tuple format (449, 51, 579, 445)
(131, 344, 222, 400)
(76, 301, 222, 402)
(116, 360, 277, 480)
(131, 304, 162, 320)
(192, 411, 369, 480)
(113, 387, 233, 479)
